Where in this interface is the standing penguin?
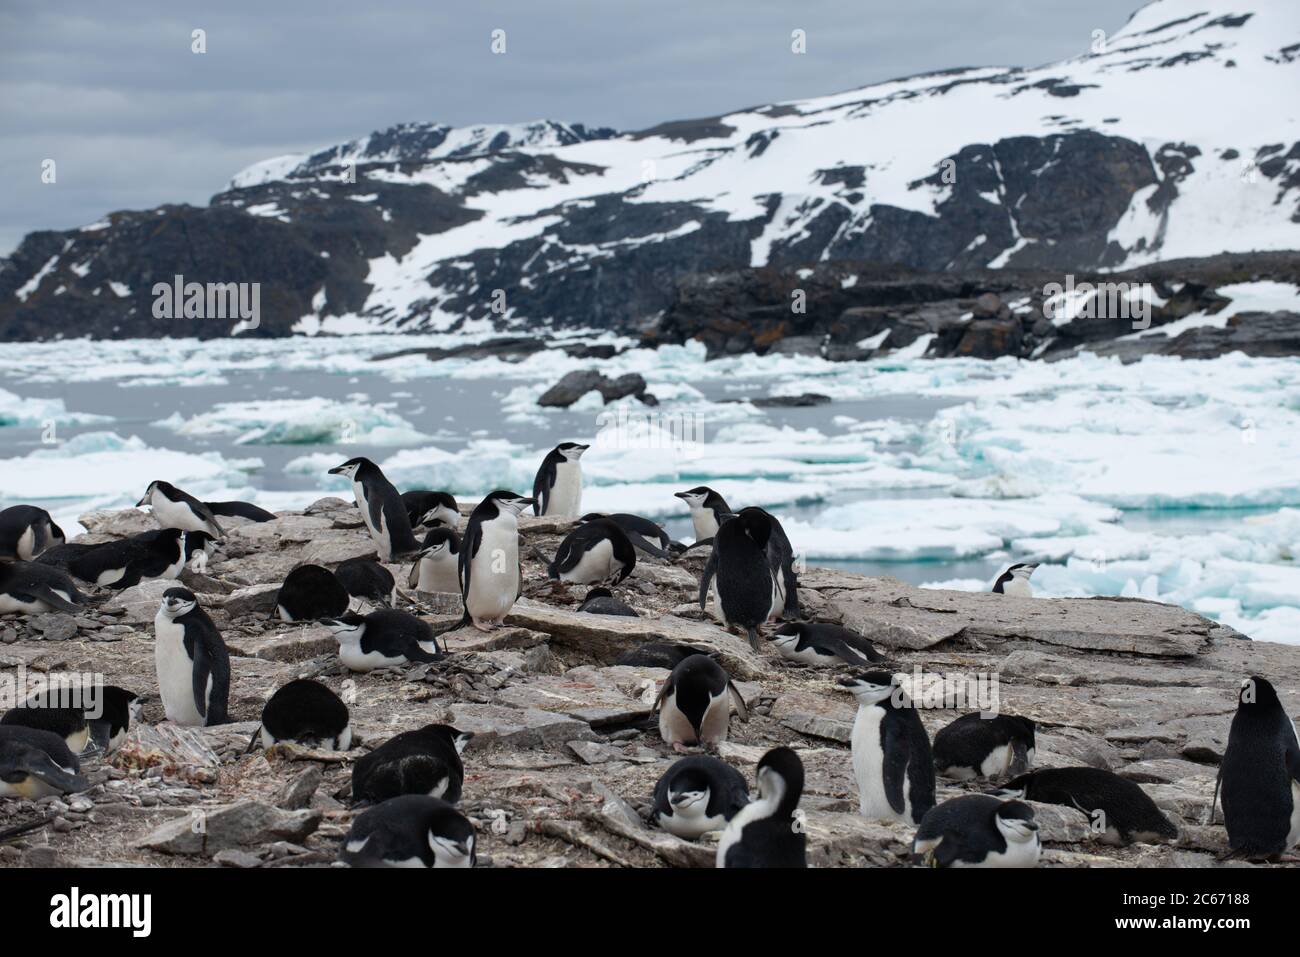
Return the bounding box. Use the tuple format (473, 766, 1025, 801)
(992, 563, 1038, 597)
(547, 517, 636, 586)
(327, 457, 421, 561)
(340, 795, 476, 868)
(716, 747, 807, 868)
(933, 712, 1036, 781)
(457, 490, 533, 632)
(1001, 766, 1177, 845)
(0, 726, 89, 798)
(275, 564, 351, 622)
(153, 587, 230, 727)
(256, 679, 352, 751)
(912, 795, 1040, 868)
(532, 442, 589, 517)
(1213, 675, 1300, 860)
(324, 609, 444, 672)
(652, 755, 750, 840)
(401, 490, 459, 530)
(674, 487, 731, 543)
(335, 558, 397, 607)
(408, 527, 461, 595)
(352, 724, 473, 804)
(67, 528, 188, 589)
(0, 560, 86, 615)
(137, 481, 225, 538)
(699, 507, 780, 650)
(839, 670, 935, 824)
(654, 654, 748, 752)
(769, 621, 886, 668)
(0, 505, 65, 560)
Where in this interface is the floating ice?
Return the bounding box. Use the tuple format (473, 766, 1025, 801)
(155, 398, 427, 445)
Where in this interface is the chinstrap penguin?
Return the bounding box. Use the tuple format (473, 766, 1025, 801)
(453, 490, 532, 632)
(992, 562, 1038, 597)
(577, 586, 638, 617)
(257, 679, 352, 751)
(340, 795, 476, 868)
(0, 726, 89, 799)
(674, 486, 731, 544)
(1000, 766, 1177, 845)
(327, 457, 420, 561)
(324, 609, 444, 672)
(335, 557, 396, 607)
(65, 528, 188, 589)
(408, 527, 461, 594)
(400, 490, 459, 530)
(912, 795, 1041, 868)
(0, 560, 86, 615)
(615, 642, 704, 670)
(699, 507, 783, 649)
(275, 564, 351, 622)
(532, 442, 589, 517)
(770, 621, 885, 667)
(1, 697, 90, 754)
(548, 517, 636, 586)
(0, 505, 65, 561)
(933, 712, 1037, 781)
(352, 724, 473, 804)
(1212, 675, 1300, 860)
(87, 686, 142, 754)
(579, 512, 679, 558)
(153, 587, 230, 727)
(653, 755, 750, 840)
(655, 654, 748, 752)
(137, 481, 225, 538)
(715, 747, 807, 868)
(840, 670, 935, 824)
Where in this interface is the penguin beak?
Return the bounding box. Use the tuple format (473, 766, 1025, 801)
(673, 492, 688, 500)
(326, 465, 345, 475)
(135, 492, 149, 507)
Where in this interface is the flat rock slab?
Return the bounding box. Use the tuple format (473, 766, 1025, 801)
(102, 579, 174, 624)
(828, 577, 1217, 657)
(496, 666, 667, 726)
(138, 800, 321, 856)
(211, 583, 281, 618)
(225, 625, 336, 663)
(771, 689, 857, 744)
(448, 702, 597, 751)
(442, 626, 548, 655)
(506, 599, 762, 678)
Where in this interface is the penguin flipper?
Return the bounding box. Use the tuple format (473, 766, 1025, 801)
(727, 681, 750, 722)
(1, 748, 89, 795)
(698, 551, 719, 611)
(19, 585, 81, 614)
(532, 458, 555, 516)
(625, 531, 671, 560)
(1008, 740, 1032, 778)
(881, 719, 911, 816)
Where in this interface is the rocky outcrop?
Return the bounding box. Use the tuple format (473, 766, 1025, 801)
(536, 370, 655, 408)
(0, 500, 1295, 869)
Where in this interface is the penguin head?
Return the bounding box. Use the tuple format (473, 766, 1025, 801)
(674, 486, 713, 508)
(578, 512, 605, 523)
(837, 670, 897, 705)
(770, 621, 806, 652)
(323, 612, 367, 642)
(755, 746, 804, 814)
(556, 442, 589, 461)
(667, 766, 712, 814)
(1008, 563, 1039, 580)
(327, 457, 372, 480)
(424, 801, 477, 868)
(159, 587, 198, 619)
(421, 723, 474, 754)
(185, 531, 219, 558)
(47, 520, 67, 547)
(418, 508, 453, 528)
(419, 528, 458, 560)
(485, 490, 534, 516)
(1238, 675, 1281, 710)
(994, 801, 1039, 844)
(734, 507, 772, 547)
(136, 480, 164, 506)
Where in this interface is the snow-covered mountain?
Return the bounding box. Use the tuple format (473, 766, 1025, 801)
(2, 0, 1297, 339)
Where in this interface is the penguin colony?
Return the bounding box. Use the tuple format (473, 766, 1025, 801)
(0, 442, 1295, 870)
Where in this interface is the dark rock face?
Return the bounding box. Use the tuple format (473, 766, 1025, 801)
(537, 370, 653, 408)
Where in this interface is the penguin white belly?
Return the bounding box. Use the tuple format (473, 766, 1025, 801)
(778, 643, 829, 666)
(353, 480, 392, 558)
(15, 526, 35, 561)
(715, 794, 775, 867)
(658, 691, 698, 745)
(851, 707, 911, 822)
(562, 538, 615, 584)
(1002, 579, 1033, 598)
(659, 801, 726, 840)
(1287, 781, 1300, 849)
(698, 692, 731, 744)
(95, 566, 127, 587)
(151, 496, 203, 532)
(160, 552, 186, 580)
(953, 835, 1041, 868)
(338, 642, 405, 672)
(979, 744, 1013, 778)
(0, 776, 65, 799)
(466, 521, 519, 622)
(768, 571, 784, 622)
(690, 510, 719, 542)
(415, 556, 459, 594)
(154, 616, 204, 726)
(0, 594, 48, 614)
(546, 461, 582, 517)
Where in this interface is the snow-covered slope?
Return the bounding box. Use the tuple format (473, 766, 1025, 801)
(2, 0, 1297, 338)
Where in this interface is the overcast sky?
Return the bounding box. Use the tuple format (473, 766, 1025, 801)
(0, 0, 1146, 256)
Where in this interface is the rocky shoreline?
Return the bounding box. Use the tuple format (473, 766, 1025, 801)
(1, 499, 1295, 869)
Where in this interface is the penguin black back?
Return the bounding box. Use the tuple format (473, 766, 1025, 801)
(933, 712, 1037, 780)
(548, 518, 636, 585)
(335, 558, 396, 606)
(276, 564, 351, 621)
(260, 679, 352, 751)
(341, 795, 476, 868)
(717, 747, 806, 868)
(352, 724, 472, 804)
(702, 507, 777, 648)
(1003, 766, 1177, 844)
(1218, 675, 1300, 859)
(0, 505, 65, 560)
(0, 559, 86, 614)
(0, 725, 88, 798)
(205, 500, 276, 522)
(577, 586, 638, 617)
(614, 642, 701, 669)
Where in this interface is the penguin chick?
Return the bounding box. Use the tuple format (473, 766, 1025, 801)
(352, 724, 473, 804)
(933, 712, 1037, 781)
(258, 679, 351, 751)
(153, 587, 230, 727)
(839, 670, 935, 824)
(548, 517, 636, 586)
(769, 621, 885, 668)
(324, 609, 444, 672)
(992, 562, 1038, 597)
(1000, 766, 1178, 846)
(653, 755, 749, 840)
(655, 654, 748, 752)
(716, 746, 807, 868)
(137, 480, 225, 538)
(913, 795, 1040, 868)
(340, 795, 476, 868)
(0, 726, 89, 799)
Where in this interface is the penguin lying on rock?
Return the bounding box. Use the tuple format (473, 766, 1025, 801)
(0, 726, 90, 799)
(548, 517, 636, 586)
(0, 505, 65, 560)
(324, 609, 445, 671)
(0, 560, 87, 615)
(579, 512, 679, 558)
(999, 766, 1178, 845)
(769, 621, 885, 668)
(913, 794, 1041, 868)
(576, 587, 638, 617)
(254, 679, 352, 752)
(335, 558, 396, 607)
(352, 724, 473, 804)
(933, 712, 1036, 781)
(341, 795, 476, 868)
(275, 564, 351, 622)
(652, 755, 749, 840)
